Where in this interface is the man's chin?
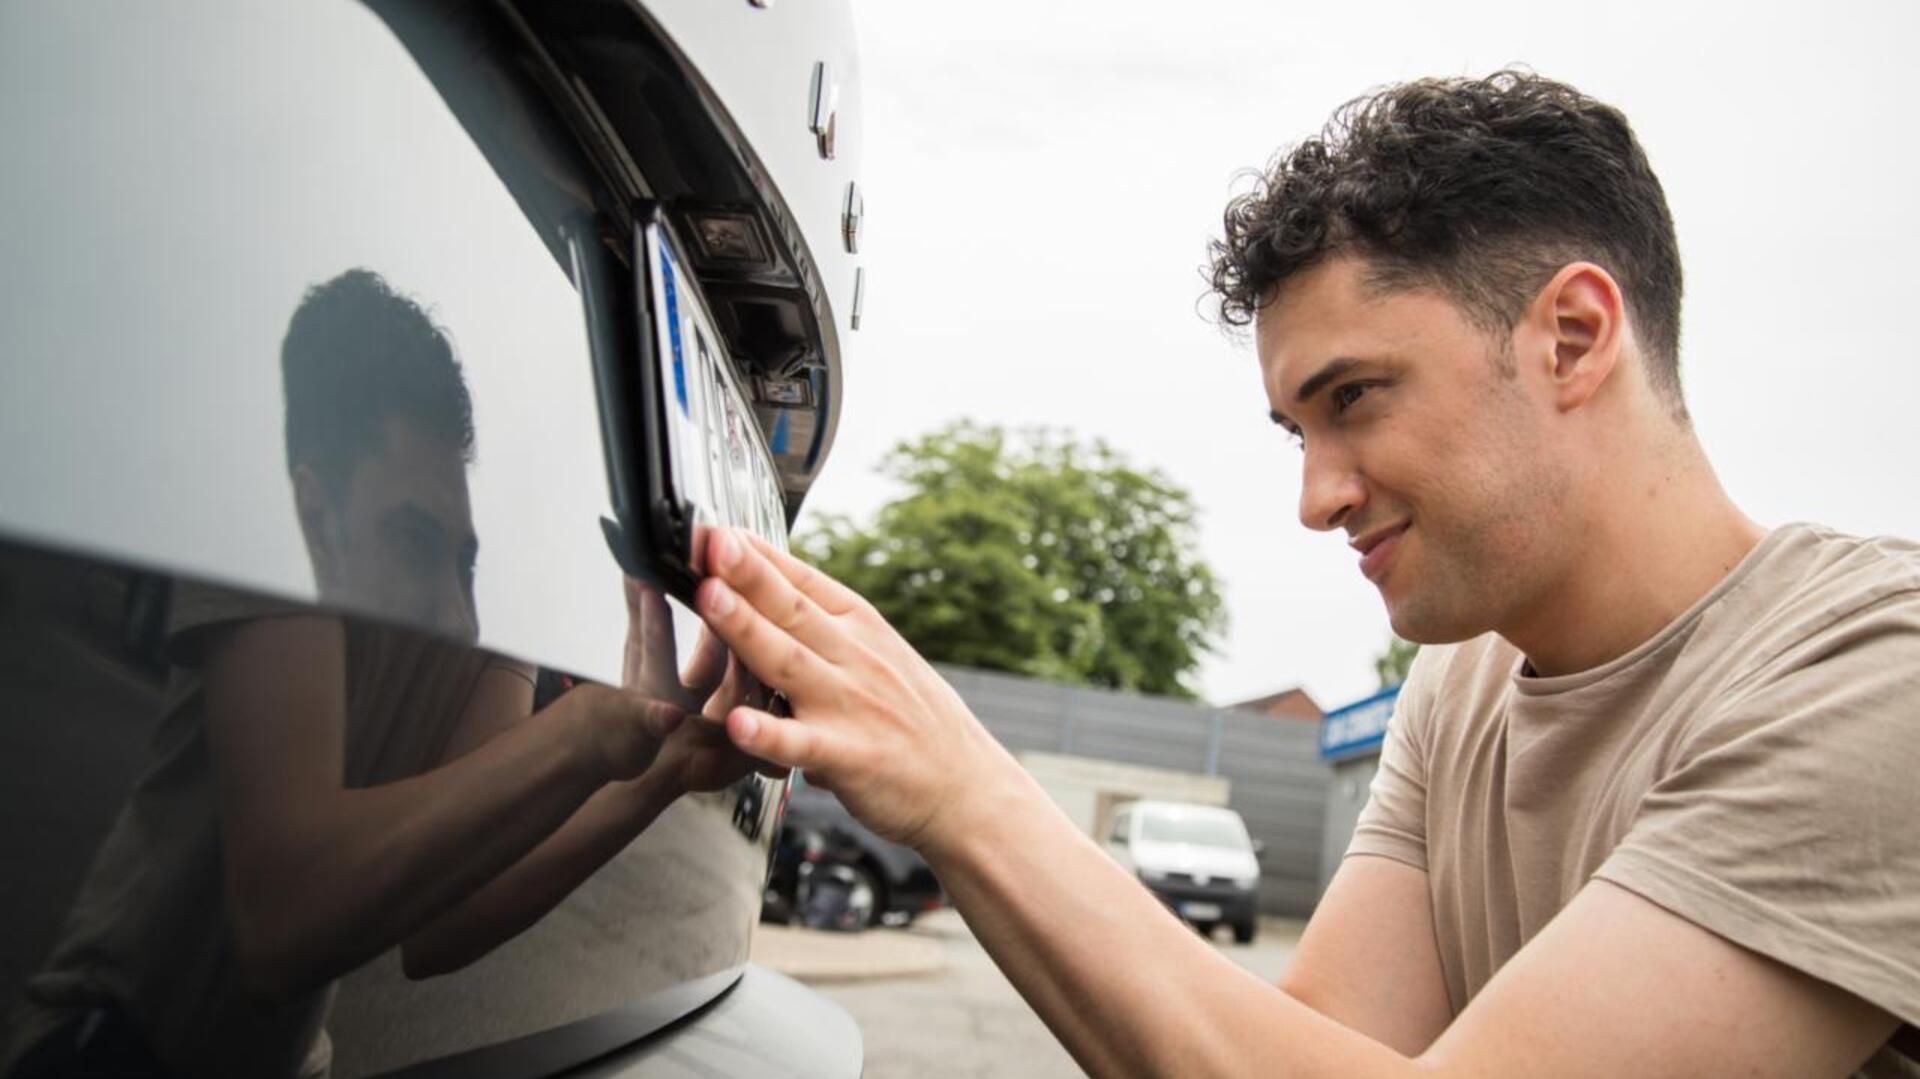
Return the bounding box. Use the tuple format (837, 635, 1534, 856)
(1384, 595, 1486, 647)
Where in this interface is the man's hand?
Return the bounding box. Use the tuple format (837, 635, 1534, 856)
(395, 581, 754, 981)
(623, 576, 726, 707)
(692, 529, 1019, 851)
(622, 575, 780, 794)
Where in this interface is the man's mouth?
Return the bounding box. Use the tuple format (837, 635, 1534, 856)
(1350, 523, 1409, 583)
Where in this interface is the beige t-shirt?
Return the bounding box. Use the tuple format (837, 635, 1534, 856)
(1350, 522, 1920, 1077)
(8, 581, 532, 1078)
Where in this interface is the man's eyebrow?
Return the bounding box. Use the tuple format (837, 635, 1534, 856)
(1270, 356, 1369, 429)
(1292, 356, 1364, 407)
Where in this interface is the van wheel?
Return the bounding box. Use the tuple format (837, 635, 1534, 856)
(1192, 920, 1217, 939)
(1232, 919, 1256, 945)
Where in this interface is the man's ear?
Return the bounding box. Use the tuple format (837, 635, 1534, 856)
(1525, 261, 1624, 413)
(292, 464, 341, 588)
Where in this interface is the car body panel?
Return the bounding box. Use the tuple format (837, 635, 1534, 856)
(0, 0, 864, 1074)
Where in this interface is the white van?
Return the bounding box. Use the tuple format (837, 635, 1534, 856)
(1104, 801, 1262, 943)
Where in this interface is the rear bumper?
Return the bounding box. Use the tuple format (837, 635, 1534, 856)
(378, 965, 861, 1078)
(573, 964, 863, 1077)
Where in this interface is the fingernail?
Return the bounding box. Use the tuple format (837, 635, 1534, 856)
(732, 710, 759, 742)
(705, 581, 735, 616)
(711, 530, 739, 572)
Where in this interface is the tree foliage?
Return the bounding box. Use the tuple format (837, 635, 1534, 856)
(795, 422, 1226, 698)
(1375, 634, 1419, 689)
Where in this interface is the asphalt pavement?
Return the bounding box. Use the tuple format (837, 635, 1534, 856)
(753, 908, 1305, 1078)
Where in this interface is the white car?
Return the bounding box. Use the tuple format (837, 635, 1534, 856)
(1105, 801, 1263, 944)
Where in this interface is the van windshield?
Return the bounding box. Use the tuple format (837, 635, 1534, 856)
(1139, 814, 1246, 849)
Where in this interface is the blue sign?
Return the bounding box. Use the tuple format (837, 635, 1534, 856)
(1319, 684, 1401, 762)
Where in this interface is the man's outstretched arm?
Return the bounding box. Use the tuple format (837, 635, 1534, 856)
(1279, 855, 1452, 1058)
(202, 616, 684, 997)
(692, 529, 1899, 1079)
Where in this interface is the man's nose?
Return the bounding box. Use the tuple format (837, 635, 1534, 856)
(1297, 442, 1365, 533)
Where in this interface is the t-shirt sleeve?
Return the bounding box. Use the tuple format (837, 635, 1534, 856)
(1594, 591, 1920, 1029)
(164, 577, 316, 667)
(1346, 645, 1439, 872)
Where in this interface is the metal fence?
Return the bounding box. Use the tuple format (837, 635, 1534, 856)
(937, 665, 1329, 917)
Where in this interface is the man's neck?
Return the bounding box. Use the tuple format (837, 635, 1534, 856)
(1503, 439, 1765, 679)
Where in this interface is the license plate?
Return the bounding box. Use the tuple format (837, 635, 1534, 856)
(622, 210, 787, 595)
(645, 218, 789, 557)
(1181, 902, 1222, 921)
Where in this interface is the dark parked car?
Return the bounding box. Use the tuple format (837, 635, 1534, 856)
(0, 1, 868, 1075)
(762, 776, 945, 931)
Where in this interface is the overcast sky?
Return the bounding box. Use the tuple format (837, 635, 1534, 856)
(796, 0, 1920, 711)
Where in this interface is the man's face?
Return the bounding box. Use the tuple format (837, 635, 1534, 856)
(1257, 256, 1570, 644)
(305, 416, 479, 639)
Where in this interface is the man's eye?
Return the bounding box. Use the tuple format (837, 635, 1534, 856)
(1331, 382, 1371, 412)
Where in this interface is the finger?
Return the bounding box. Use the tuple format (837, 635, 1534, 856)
(596, 687, 687, 741)
(636, 694, 688, 741)
(707, 530, 846, 658)
(622, 580, 678, 696)
(639, 586, 676, 673)
(725, 705, 844, 773)
(696, 577, 840, 703)
(579, 686, 687, 779)
(681, 628, 728, 696)
(689, 523, 715, 577)
(705, 534, 851, 664)
(739, 531, 870, 617)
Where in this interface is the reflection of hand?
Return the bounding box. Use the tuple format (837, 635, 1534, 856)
(623, 577, 782, 794)
(693, 530, 1018, 851)
(652, 655, 785, 794)
(561, 682, 688, 782)
(623, 577, 726, 708)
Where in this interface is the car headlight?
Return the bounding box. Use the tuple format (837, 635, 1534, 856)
(1233, 874, 1259, 891)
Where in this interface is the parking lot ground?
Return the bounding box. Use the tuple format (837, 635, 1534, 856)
(760, 908, 1306, 1079)
(752, 920, 947, 983)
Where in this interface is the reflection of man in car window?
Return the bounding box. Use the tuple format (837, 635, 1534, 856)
(4, 271, 715, 1079)
(282, 270, 481, 638)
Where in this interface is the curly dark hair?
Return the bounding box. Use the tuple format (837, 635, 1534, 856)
(282, 268, 475, 493)
(1209, 70, 1685, 412)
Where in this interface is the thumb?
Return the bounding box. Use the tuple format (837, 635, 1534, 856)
(725, 706, 839, 774)
(576, 685, 687, 780)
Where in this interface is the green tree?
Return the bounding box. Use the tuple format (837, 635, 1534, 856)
(795, 422, 1226, 698)
(1375, 634, 1419, 689)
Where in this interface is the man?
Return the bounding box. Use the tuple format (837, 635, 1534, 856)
(686, 72, 1919, 1077)
(6, 270, 755, 1078)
